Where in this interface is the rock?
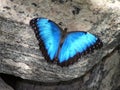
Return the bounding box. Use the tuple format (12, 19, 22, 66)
(1, 49, 120, 90)
(81, 49, 120, 90)
(0, 0, 120, 85)
(0, 77, 14, 90)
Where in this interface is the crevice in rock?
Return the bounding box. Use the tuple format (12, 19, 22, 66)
(0, 73, 20, 89)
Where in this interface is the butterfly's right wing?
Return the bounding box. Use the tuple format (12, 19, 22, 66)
(30, 18, 61, 61)
(58, 31, 103, 64)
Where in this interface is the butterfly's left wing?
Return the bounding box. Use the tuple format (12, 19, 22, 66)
(58, 31, 103, 64)
(30, 18, 61, 61)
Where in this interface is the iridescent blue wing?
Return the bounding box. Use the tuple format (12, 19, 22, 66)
(30, 18, 61, 61)
(58, 31, 103, 65)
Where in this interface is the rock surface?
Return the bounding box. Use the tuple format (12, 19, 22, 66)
(0, 49, 120, 90)
(0, 0, 120, 86)
(0, 77, 14, 90)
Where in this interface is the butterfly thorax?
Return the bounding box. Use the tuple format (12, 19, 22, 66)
(60, 29, 67, 46)
(55, 29, 67, 59)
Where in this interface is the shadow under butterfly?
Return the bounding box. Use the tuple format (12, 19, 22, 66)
(30, 17, 103, 67)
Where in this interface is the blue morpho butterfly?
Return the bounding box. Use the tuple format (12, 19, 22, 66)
(30, 17, 103, 67)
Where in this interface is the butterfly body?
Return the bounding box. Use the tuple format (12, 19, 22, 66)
(30, 17, 103, 66)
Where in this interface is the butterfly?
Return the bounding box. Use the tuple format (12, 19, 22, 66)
(30, 17, 103, 67)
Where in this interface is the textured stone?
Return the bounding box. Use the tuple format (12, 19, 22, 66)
(1, 49, 120, 90)
(0, 0, 120, 84)
(0, 77, 14, 90)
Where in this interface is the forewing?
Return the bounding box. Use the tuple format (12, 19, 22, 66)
(58, 32, 102, 63)
(30, 18, 61, 61)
